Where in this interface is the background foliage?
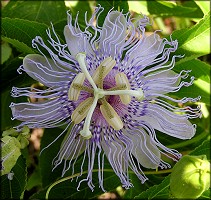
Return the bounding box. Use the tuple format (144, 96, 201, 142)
(1, 0, 210, 199)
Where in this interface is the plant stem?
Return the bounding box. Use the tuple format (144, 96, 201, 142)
(45, 168, 172, 199)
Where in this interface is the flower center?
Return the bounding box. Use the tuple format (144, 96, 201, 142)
(68, 53, 144, 139)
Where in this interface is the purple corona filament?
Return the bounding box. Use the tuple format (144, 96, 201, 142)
(10, 6, 201, 191)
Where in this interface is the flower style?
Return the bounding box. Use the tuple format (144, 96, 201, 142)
(10, 6, 201, 191)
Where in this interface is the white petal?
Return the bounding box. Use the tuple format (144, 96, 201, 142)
(127, 33, 164, 67)
(64, 25, 82, 58)
(23, 54, 69, 87)
(139, 103, 195, 139)
(64, 25, 94, 58)
(99, 11, 127, 57)
(143, 70, 181, 97)
(124, 129, 161, 169)
(59, 127, 86, 160)
(10, 99, 63, 121)
(101, 138, 128, 183)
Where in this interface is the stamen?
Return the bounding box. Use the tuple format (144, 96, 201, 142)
(97, 65, 106, 88)
(71, 55, 144, 139)
(92, 57, 116, 87)
(71, 97, 94, 124)
(72, 83, 93, 93)
(68, 73, 85, 101)
(115, 73, 131, 104)
(76, 53, 98, 90)
(80, 94, 99, 139)
(100, 99, 123, 130)
(100, 98, 113, 119)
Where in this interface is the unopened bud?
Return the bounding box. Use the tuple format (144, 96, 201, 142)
(170, 155, 210, 199)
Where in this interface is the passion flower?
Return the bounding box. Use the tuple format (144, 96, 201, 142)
(10, 6, 201, 191)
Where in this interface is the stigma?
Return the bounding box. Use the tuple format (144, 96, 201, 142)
(69, 53, 144, 139)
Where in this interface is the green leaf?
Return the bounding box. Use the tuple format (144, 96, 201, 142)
(147, 0, 203, 18)
(26, 168, 42, 191)
(1, 41, 12, 64)
(1, 56, 35, 92)
(1, 90, 14, 131)
(2, 17, 49, 53)
(128, 1, 149, 15)
(124, 173, 164, 199)
(134, 175, 170, 199)
(124, 173, 147, 199)
(189, 139, 210, 160)
(172, 83, 210, 106)
(1, 90, 26, 131)
(2, 0, 67, 25)
(173, 59, 210, 105)
(96, 0, 129, 27)
(0, 155, 27, 199)
(2, 37, 35, 54)
(39, 128, 66, 188)
(199, 188, 211, 199)
(171, 12, 210, 61)
(175, 59, 210, 84)
(1, 136, 21, 176)
(2, 1, 67, 57)
(195, 1, 210, 15)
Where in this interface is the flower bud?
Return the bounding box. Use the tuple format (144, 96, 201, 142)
(170, 155, 210, 199)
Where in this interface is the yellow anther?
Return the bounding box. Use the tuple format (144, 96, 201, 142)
(115, 72, 131, 104)
(68, 73, 85, 101)
(72, 84, 93, 93)
(71, 97, 94, 124)
(92, 57, 116, 87)
(100, 100, 123, 130)
(100, 98, 113, 119)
